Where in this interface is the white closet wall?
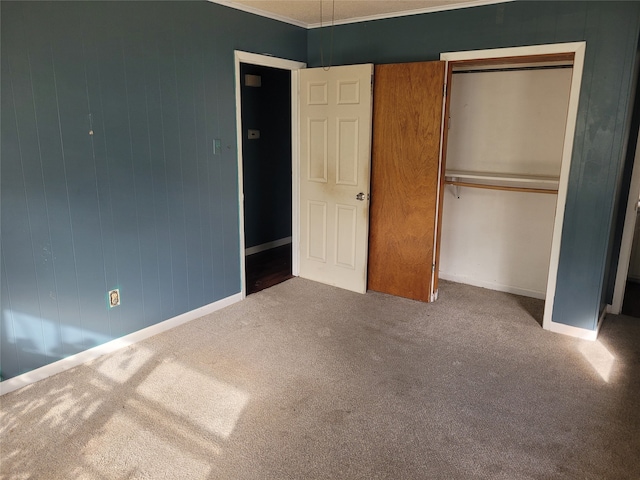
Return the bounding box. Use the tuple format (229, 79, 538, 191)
(440, 67, 573, 299)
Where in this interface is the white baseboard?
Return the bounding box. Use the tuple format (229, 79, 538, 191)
(245, 237, 292, 256)
(0, 292, 243, 396)
(438, 272, 546, 300)
(546, 321, 598, 341)
(545, 307, 605, 341)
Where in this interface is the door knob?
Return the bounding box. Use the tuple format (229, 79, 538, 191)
(356, 192, 366, 201)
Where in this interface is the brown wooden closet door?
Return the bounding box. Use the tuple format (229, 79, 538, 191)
(368, 62, 445, 302)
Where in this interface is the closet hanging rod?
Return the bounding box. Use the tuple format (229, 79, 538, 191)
(445, 170, 559, 185)
(452, 65, 573, 75)
(445, 180, 558, 195)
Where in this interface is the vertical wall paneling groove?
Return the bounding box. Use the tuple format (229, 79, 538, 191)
(152, 33, 176, 318)
(0, 1, 306, 381)
(138, 34, 163, 328)
(51, 39, 87, 353)
(29, 13, 68, 357)
(192, 52, 207, 309)
(27, 26, 65, 357)
(10, 48, 48, 354)
(93, 32, 120, 339)
(206, 33, 225, 297)
(120, 35, 147, 331)
(3, 47, 50, 370)
(8, 51, 49, 358)
(171, 32, 190, 314)
(81, 33, 111, 341)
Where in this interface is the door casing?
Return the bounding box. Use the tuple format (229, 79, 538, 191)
(234, 51, 306, 298)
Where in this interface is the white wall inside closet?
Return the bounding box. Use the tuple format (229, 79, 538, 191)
(439, 67, 573, 299)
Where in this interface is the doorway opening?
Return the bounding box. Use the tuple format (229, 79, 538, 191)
(622, 222, 640, 317)
(234, 51, 306, 298)
(621, 144, 640, 318)
(240, 63, 293, 294)
(611, 123, 640, 318)
(610, 55, 640, 319)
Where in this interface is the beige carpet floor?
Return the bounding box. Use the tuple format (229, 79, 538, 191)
(1, 278, 639, 479)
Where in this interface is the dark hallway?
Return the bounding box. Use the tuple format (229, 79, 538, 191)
(246, 243, 293, 294)
(622, 280, 640, 318)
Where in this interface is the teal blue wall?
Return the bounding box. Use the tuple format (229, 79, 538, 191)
(603, 37, 640, 312)
(308, 1, 640, 331)
(0, 1, 306, 381)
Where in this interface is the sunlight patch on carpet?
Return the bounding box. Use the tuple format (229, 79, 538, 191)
(82, 412, 212, 478)
(94, 346, 154, 383)
(137, 361, 249, 438)
(578, 340, 615, 382)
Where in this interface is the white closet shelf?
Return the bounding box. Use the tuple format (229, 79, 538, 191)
(444, 170, 559, 196)
(445, 170, 559, 186)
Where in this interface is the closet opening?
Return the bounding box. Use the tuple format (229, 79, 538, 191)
(437, 49, 581, 330)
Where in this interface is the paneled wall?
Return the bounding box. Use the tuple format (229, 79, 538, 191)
(0, 1, 306, 381)
(307, 1, 640, 331)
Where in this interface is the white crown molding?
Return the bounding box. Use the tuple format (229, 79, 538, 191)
(209, 0, 514, 30)
(209, 0, 309, 28)
(307, 0, 514, 29)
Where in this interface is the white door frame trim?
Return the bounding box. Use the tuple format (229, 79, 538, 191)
(441, 41, 587, 337)
(234, 51, 306, 298)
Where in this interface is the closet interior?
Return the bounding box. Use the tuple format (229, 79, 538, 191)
(439, 56, 574, 304)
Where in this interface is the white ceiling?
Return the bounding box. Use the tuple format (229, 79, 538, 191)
(211, 0, 513, 28)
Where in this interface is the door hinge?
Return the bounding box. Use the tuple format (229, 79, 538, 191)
(432, 263, 436, 273)
(443, 83, 447, 97)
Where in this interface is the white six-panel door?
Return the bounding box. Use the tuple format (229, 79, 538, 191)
(299, 64, 374, 293)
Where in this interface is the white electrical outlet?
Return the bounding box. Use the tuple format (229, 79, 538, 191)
(109, 289, 120, 308)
